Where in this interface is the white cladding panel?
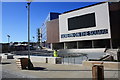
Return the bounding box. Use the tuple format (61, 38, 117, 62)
(59, 2, 111, 42)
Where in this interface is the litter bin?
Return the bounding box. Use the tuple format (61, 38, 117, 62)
(16, 58, 33, 69)
(92, 62, 104, 80)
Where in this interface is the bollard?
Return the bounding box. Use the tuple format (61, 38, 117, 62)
(92, 62, 104, 80)
(46, 58, 48, 63)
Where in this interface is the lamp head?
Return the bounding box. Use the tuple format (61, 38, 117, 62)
(26, 0, 33, 4)
(7, 35, 10, 37)
(26, 0, 33, 3)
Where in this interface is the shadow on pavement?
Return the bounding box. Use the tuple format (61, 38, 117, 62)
(22, 67, 47, 71)
(32, 67, 46, 71)
(0, 62, 11, 65)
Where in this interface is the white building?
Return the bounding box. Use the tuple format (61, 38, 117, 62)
(46, 2, 120, 49)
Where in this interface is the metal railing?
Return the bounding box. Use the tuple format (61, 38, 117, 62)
(58, 53, 88, 64)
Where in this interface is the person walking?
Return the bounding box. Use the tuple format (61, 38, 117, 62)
(53, 50, 58, 57)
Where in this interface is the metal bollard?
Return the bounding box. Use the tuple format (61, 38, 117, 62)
(92, 62, 104, 80)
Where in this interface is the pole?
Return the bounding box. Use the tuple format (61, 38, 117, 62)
(7, 35, 10, 52)
(64, 43, 66, 49)
(110, 39, 113, 49)
(8, 37, 9, 52)
(77, 41, 79, 49)
(8, 37, 9, 43)
(33, 36, 35, 42)
(26, 2, 32, 70)
(92, 40, 94, 48)
(27, 2, 31, 59)
(7, 35, 10, 43)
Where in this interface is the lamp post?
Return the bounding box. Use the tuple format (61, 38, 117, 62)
(26, 2, 32, 70)
(32, 36, 35, 42)
(26, 2, 31, 60)
(7, 35, 10, 52)
(7, 35, 10, 43)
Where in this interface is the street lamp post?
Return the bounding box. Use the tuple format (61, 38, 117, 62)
(26, 2, 32, 70)
(7, 35, 10, 43)
(32, 36, 35, 42)
(7, 35, 10, 52)
(26, 2, 31, 60)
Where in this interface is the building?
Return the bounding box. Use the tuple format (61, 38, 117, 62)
(42, 2, 120, 49)
(1, 42, 37, 53)
(40, 12, 61, 48)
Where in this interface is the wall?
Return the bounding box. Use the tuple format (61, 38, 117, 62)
(109, 2, 120, 48)
(46, 19, 59, 43)
(59, 2, 111, 42)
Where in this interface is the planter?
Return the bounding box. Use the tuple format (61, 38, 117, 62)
(83, 61, 120, 69)
(16, 58, 33, 69)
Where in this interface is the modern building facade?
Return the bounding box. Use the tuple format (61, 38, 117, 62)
(43, 2, 120, 49)
(40, 12, 61, 48)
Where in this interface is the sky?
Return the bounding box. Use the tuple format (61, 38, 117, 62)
(1, 2, 103, 43)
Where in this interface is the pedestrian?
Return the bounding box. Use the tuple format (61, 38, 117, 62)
(53, 49, 58, 57)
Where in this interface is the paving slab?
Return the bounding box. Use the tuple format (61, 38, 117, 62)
(1, 58, 119, 79)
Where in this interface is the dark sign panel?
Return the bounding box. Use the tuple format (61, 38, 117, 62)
(68, 13, 96, 30)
